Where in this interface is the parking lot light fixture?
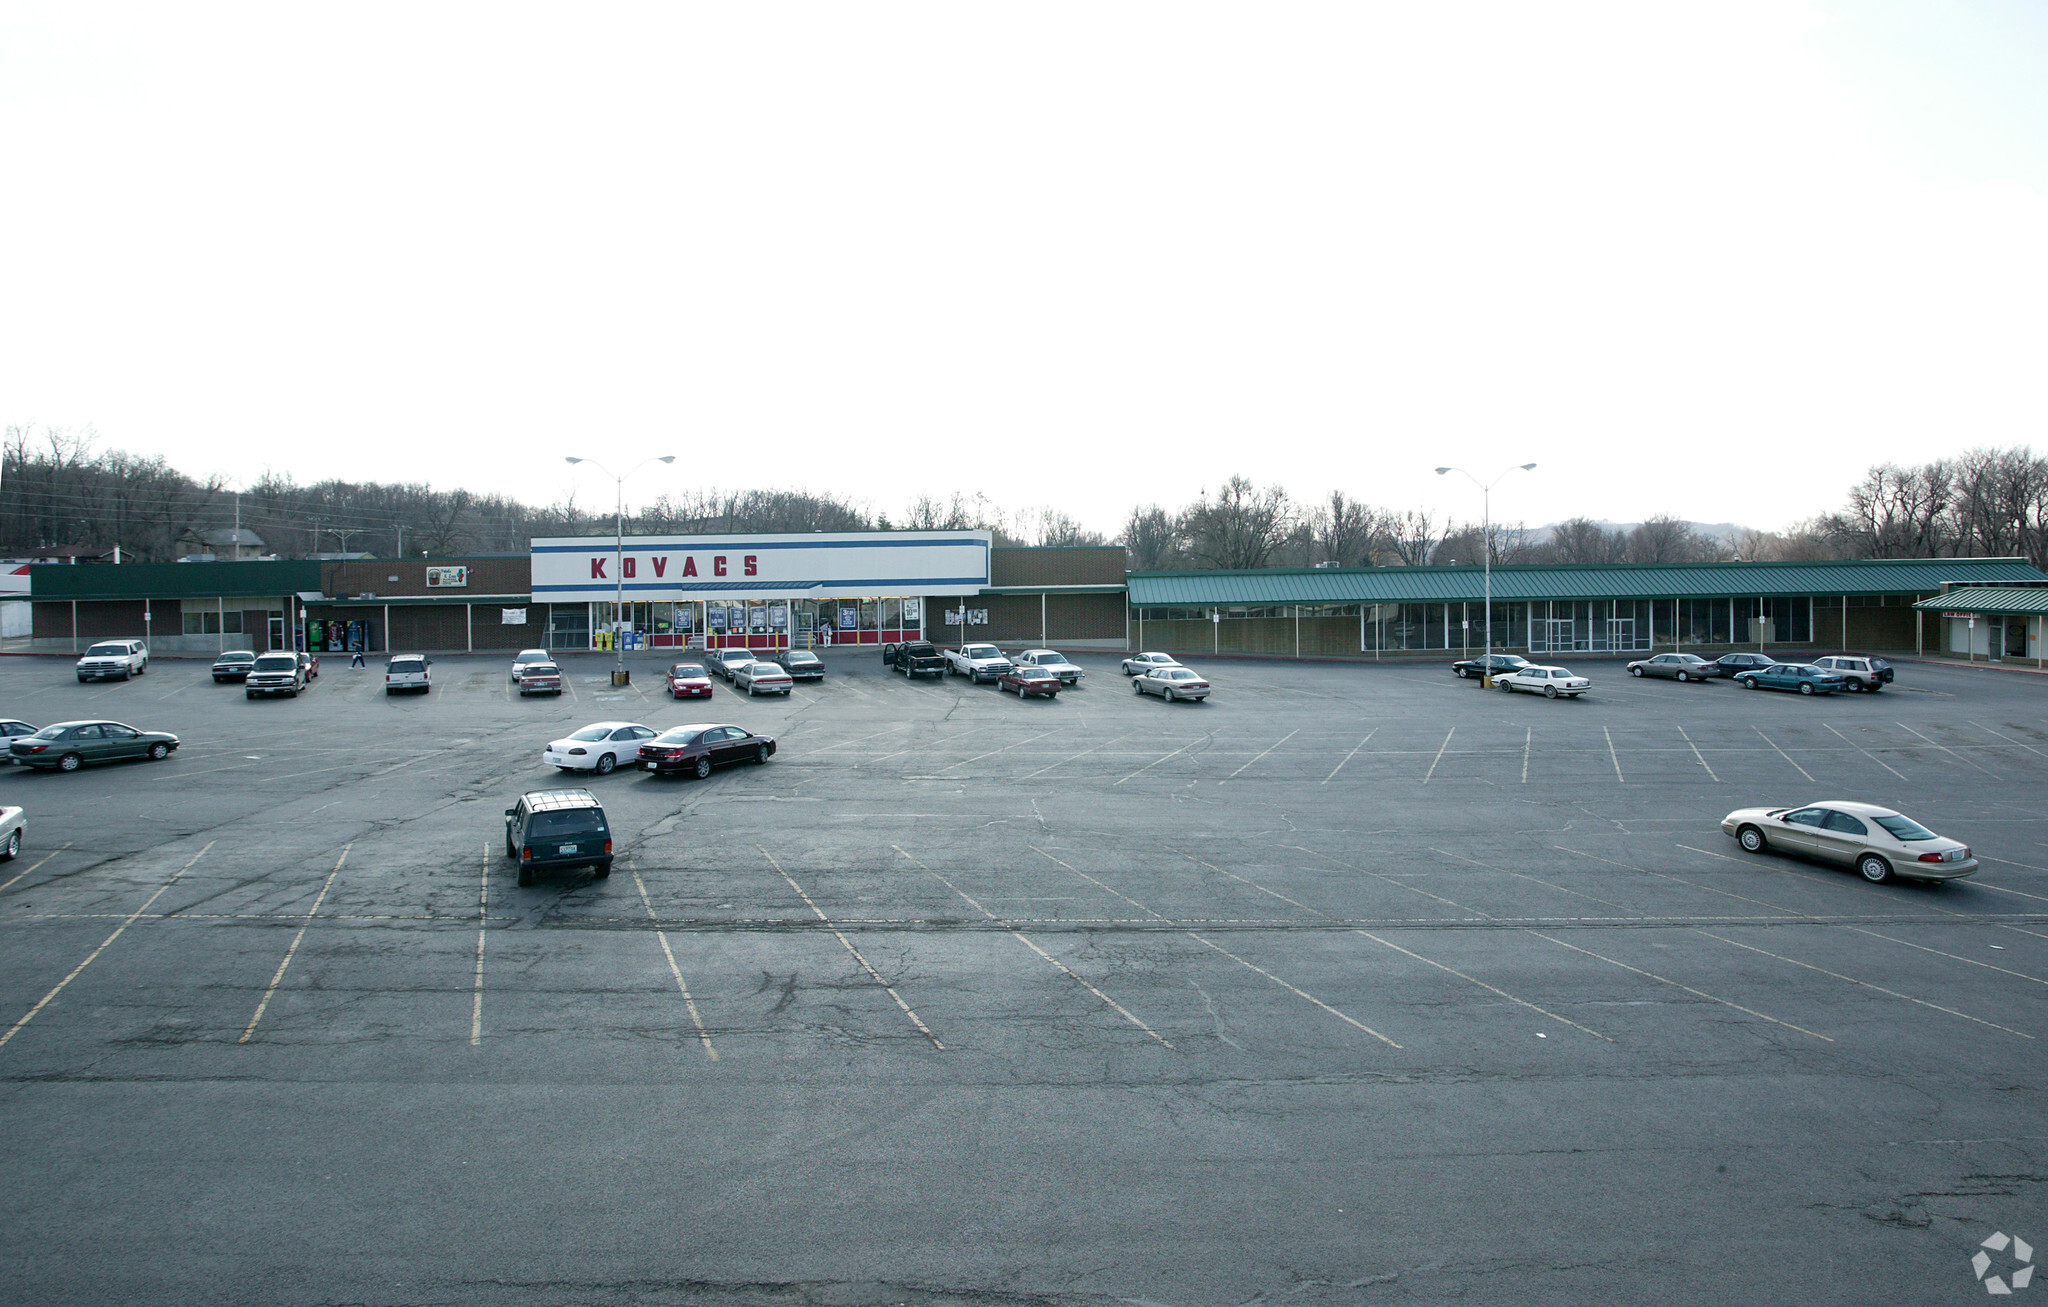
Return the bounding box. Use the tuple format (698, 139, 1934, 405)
(565, 454, 677, 679)
(1436, 463, 1538, 685)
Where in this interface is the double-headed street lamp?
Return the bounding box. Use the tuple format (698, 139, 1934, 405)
(1435, 462, 1537, 686)
(565, 454, 675, 680)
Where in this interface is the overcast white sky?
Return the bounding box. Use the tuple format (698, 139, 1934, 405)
(3, 2, 2045, 538)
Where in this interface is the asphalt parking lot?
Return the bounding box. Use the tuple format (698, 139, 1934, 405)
(0, 648, 2043, 1305)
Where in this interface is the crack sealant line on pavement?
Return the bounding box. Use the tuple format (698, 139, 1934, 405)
(0, 840, 215, 1050)
(238, 842, 352, 1043)
(1030, 845, 1401, 1048)
(0, 842, 72, 895)
(471, 843, 487, 1046)
(893, 846, 1172, 1048)
(632, 865, 717, 1061)
(758, 845, 943, 1049)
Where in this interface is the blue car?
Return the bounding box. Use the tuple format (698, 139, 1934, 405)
(1733, 662, 1849, 695)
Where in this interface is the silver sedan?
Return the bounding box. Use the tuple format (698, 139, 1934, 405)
(0, 804, 23, 861)
(1133, 666, 1210, 702)
(1721, 801, 1977, 884)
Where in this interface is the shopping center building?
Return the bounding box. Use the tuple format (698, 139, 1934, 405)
(23, 535, 2047, 663)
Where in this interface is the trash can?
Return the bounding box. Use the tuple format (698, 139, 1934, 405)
(612, 668, 630, 687)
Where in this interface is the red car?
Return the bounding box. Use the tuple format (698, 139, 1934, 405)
(998, 665, 1062, 699)
(666, 662, 714, 699)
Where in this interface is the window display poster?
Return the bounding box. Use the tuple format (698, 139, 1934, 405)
(707, 605, 727, 631)
(770, 605, 787, 630)
(901, 598, 921, 624)
(748, 606, 767, 631)
(839, 607, 858, 630)
(501, 608, 527, 625)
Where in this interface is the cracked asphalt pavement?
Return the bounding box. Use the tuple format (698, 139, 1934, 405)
(0, 649, 2043, 1304)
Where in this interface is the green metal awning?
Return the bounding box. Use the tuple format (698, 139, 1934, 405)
(1912, 587, 2048, 616)
(1127, 558, 2048, 607)
(30, 560, 322, 601)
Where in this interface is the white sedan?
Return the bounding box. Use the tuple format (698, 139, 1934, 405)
(1121, 651, 1181, 676)
(1133, 665, 1210, 701)
(544, 721, 659, 774)
(1015, 649, 1084, 683)
(733, 661, 794, 696)
(1495, 665, 1590, 698)
(511, 649, 552, 682)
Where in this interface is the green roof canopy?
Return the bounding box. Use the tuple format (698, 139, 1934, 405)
(30, 560, 322, 602)
(1127, 558, 2048, 607)
(1912, 586, 2048, 616)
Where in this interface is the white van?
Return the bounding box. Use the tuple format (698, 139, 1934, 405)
(384, 655, 432, 695)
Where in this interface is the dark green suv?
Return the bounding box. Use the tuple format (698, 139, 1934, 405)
(504, 790, 613, 886)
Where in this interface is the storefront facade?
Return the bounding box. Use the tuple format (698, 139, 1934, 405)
(527, 530, 993, 651)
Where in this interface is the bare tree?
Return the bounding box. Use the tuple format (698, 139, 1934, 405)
(1380, 509, 1442, 566)
(1119, 505, 1182, 571)
(1309, 491, 1378, 568)
(1546, 517, 1627, 564)
(1181, 476, 1294, 570)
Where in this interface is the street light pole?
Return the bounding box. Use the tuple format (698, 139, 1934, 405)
(1436, 463, 1537, 686)
(565, 454, 676, 681)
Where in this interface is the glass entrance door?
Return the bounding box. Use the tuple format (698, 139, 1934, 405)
(1547, 619, 1574, 653)
(1608, 619, 1634, 653)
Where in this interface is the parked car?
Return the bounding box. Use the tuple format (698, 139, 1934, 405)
(211, 650, 258, 682)
(638, 723, 778, 778)
(1451, 653, 1528, 680)
(503, 789, 612, 886)
(244, 651, 311, 699)
(1121, 651, 1182, 676)
(515, 661, 564, 696)
(510, 649, 552, 681)
(772, 649, 826, 680)
(1812, 654, 1895, 693)
(0, 804, 22, 860)
(1733, 663, 1847, 695)
(384, 655, 432, 695)
(543, 721, 658, 774)
(1495, 665, 1590, 698)
(1721, 800, 1976, 884)
(944, 643, 1013, 684)
(734, 661, 794, 696)
(1012, 649, 1085, 684)
(883, 641, 947, 678)
(999, 665, 1063, 698)
(1627, 652, 1716, 682)
(1713, 652, 1776, 678)
(707, 650, 755, 683)
(75, 640, 148, 682)
(10, 720, 179, 771)
(666, 662, 715, 700)
(0, 720, 39, 764)
(1133, 665, 1210, 701)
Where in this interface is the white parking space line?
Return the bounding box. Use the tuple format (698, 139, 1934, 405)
(0, 843, 72, 895)
(1031, 846, 1400, 1048)
(1753, 726, 1815, 782)
(1322, 728, 1377, 784)
(1527, 930, 1833, 1042)
(1422, 727, 1455, 784)
(471, 844, 488, 1046)
(0, 840, 214, 1050)
(1677, 725, 1719, 782)
(760, 846, 942, 1049)
(1972, 722, 2048, 759)
(1113, 735, 1207, 786)
(1226, 729, 1298, 781)
(632, 870, 717, 1060)
(1693, 930, 2031, 1039)
(1603, 726, 1624, 783)
(1673, 841, 2048, 943)
(936, 728, 1064, 774)
(895, 847, 1171, 1048)
(1014, 731, 1132, 781)
(1822, 723, 1908, 781)
(1895, 722, 1997, 780)
(808, 723, 911, 756)
(239, 843, 351, 1043)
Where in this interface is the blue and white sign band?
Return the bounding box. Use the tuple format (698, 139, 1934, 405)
(529, 530, 992, 601)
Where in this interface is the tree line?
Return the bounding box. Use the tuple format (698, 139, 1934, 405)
(5, 424, 2046, 572)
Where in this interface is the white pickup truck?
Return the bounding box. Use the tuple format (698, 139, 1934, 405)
(943, 642, 1013, 684)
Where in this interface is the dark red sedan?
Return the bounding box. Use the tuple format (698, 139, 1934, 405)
(638, 723, 777, 779)
(666, 662, 714, 700)
(997, 665, 1062, 699)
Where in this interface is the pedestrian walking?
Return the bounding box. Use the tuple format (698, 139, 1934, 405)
(350, 648, 366, 668)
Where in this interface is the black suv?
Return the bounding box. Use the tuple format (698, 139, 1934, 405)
(504, 790, 613, 886)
